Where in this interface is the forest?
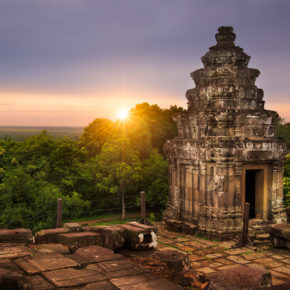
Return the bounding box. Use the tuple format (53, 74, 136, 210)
(0, 103, 289, 232)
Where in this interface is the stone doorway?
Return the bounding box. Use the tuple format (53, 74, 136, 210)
(245, 169, 264, 219)
(242, 165, 269, 221)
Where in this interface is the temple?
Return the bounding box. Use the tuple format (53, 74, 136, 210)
(163, 26, 287, 239)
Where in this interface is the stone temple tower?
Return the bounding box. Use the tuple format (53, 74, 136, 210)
(163, 26, 287, 239)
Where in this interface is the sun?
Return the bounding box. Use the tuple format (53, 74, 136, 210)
(117, 108, 129, 120)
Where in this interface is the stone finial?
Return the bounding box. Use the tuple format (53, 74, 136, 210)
(215, 26, 236, 47)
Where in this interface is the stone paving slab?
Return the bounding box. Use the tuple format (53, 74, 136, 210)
(110, 273, 181, 290)
(25, 275, 55, 289)
(16, 252, 79, 273)
(70, 245, 123, 265)
(0, 245, 33, 259)
(78, 281, 117, 290)
(0, 258, 23, 272)
(155, 224, 290, 286)
(43, 268, 107, 287)
(273, 266, 290, 276)
(30, 243, 69, 254)
(86, 260, 143, 278)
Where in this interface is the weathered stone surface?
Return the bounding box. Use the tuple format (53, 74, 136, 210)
(93, 225, 126, 250)
(43, 268, 106, 287)
(0, 228, 32, 243)
(121, 223, 157, 250)
(58, 231, 104, 249)
(80, 281, 117, 290)
(26, 275, 54, 290)
(270, 223, 290, 250)
(181, 222, 197, 235)
(163, 26, 287, 239)
(0, 269, 29, 290)
(64, 222, 83, 231)
(208, 265, 272, 289)
(165, 219, 183, 233)
(70, 245, 123, 265)
(110, 273, 181, 290)
(86, 259, 143, 278)
(15, 252, 79, 273)
(0, 258, 22, 272)
(34, 227, 70, 244)
(30, 243, 69, 254)
(0, 245, 33, 259)
(153, 249, 190, 271)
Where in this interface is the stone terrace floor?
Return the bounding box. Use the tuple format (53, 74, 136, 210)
(1, 222, 290, 289)
(0, 242, 181, 289)
(155, 222, 290, 287)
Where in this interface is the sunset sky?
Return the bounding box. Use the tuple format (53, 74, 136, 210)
(0, 0, 289, 126)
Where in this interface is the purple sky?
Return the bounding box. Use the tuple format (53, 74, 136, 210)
(0, 0, 289, 126)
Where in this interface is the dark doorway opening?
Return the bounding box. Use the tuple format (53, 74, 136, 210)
(245, 170, 256, 218)
(245, 169, 264, 219)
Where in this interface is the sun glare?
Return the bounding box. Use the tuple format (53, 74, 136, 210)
(117, 108, 129, 120)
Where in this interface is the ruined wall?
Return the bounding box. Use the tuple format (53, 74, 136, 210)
(163, 26, 287, 239)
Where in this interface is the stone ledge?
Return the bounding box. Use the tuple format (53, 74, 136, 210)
(0, 229, 32, 244)
(59, 231, 104, 250)
(34, 227, 70, 244)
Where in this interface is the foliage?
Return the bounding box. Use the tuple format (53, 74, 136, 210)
(80, 118, 114, 156)
(284, 153, 290, 178)
(0, 133, 91, 231)
(275, 122, 290, 150)
(129, 103, 185, 155)
(284, 177, 290, 207)
(0, 103, 183, 230)
(141, 150, 169, 208)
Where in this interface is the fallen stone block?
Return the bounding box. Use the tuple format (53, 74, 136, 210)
(0, 228, 32, 244)
(120, 223, 157, 250)
(58, 232, 104, 250)
(64, 222, 82, 232)
(269, 223, 290, 250)
(34, 227, 70, 244)
(92, 225, 126, 250)
(165, 219, 183, 233)
(207, 265, 272, 289)
(128, 221, 158, 232)
(153, 249, 190, 271)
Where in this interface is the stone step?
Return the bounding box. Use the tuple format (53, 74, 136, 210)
(255, 233, 270, 241)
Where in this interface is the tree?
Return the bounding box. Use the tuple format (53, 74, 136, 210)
(129, 103, 185, 155)
(94, 142, 143, 219)
(80, 118, 115, 156)
(142, 150, 169, 208)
